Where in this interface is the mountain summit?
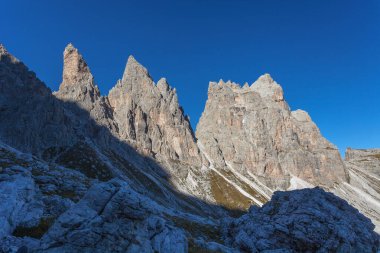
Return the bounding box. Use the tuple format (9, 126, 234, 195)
(55, 43, 101, 111)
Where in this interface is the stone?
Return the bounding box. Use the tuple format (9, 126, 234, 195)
(223, 188, 380, 252)
(39, 179, 188, 253)
(0, 167, 43, 238)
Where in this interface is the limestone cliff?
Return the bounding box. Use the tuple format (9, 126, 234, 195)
(196, 75, 348, 191)
(108, 56, 201, 166)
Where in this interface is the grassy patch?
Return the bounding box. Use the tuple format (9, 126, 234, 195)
(170, 216, 221, 243)
(107, 151, 168, 200)
(188, 238, 220, 253)
(42, 146, 66, 161)
(12, 217, 55, 239)
(210, 170, 253, 211)
(0, 147, 30, 169)
(45, 189, 78, 200)
(55, 142, 113, 181)
(168, 215, 222, 253)
(367, 154, 380, 160)
(220, 169, 268, 204)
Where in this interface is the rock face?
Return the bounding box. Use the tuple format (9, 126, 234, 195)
(223, 187, 380, 252)
(56, 43, 100, 108)
(107, 55, 208, 198)
(196, 76, 348, 191)
(0, 142, 189, 253)
(333, 148, 380, 233)
(55, 45, 204, 197)
(39, 179, 188, 253)
(54, 44, 117, 136)
(108, 56, 201, 166)
(0, 166, 43, 239)
(345, 148, 380, 180)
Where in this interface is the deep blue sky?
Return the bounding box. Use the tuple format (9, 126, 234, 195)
(1, 0, 379, 155)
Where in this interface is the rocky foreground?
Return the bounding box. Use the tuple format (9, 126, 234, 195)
(1, 142, 378, 252)
(223, 188, 379, 252)
(0, 43, 379, 252)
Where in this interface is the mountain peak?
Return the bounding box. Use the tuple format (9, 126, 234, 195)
(122, 55, 149, 81)
(65, 43, 75, 50)
(127, 54, 137, 62)
(0, 43, 19, 63)
(251, 73, 283, 101)
(256, 73, 274, 84)
(0, 43, 8, 56)
(157, 77, 170, 96)
(60, 43, 94, 88)
(55, 44, 100, 107)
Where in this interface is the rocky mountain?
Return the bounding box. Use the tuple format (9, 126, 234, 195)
(0, 43, 379, 252)
(195, 76, 380, 233)
(107, 55, 205, 197)
(196, 76, 347, 192)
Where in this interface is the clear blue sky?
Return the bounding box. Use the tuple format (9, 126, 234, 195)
(1, 0, 379, 155)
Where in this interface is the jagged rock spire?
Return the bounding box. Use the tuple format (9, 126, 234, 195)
(108, 55, 201, 165)
(115, 55, 156, 106)
(0, 43, 8, 56)
(157, 77, 170, 97)
(60, 43, 95, 89)
(122, 55, 149, 82)
(55, 43, 100, 108)
(0, 44, 22, 65)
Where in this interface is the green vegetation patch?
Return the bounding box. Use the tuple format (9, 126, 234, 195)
(12, 217, 55, 239)
(45, 189, 78, 201)
(170, 216, 221, 243)
(210, 170, 252, 212)
(168, 215, 222, 253)
(107, 151, 168, 200)
(0, 147, 30, 169)
(56, 142, 113, 181)
(367, 154, 380, 160)
(188, 238, 221, 253)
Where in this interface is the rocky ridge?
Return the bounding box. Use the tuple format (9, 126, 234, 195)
(108, 55, 205, 197)
(0, 43, 379, 252)
(196, 76, 347, 192)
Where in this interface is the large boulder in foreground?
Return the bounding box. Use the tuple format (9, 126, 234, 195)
(223, 187, 380, 252)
